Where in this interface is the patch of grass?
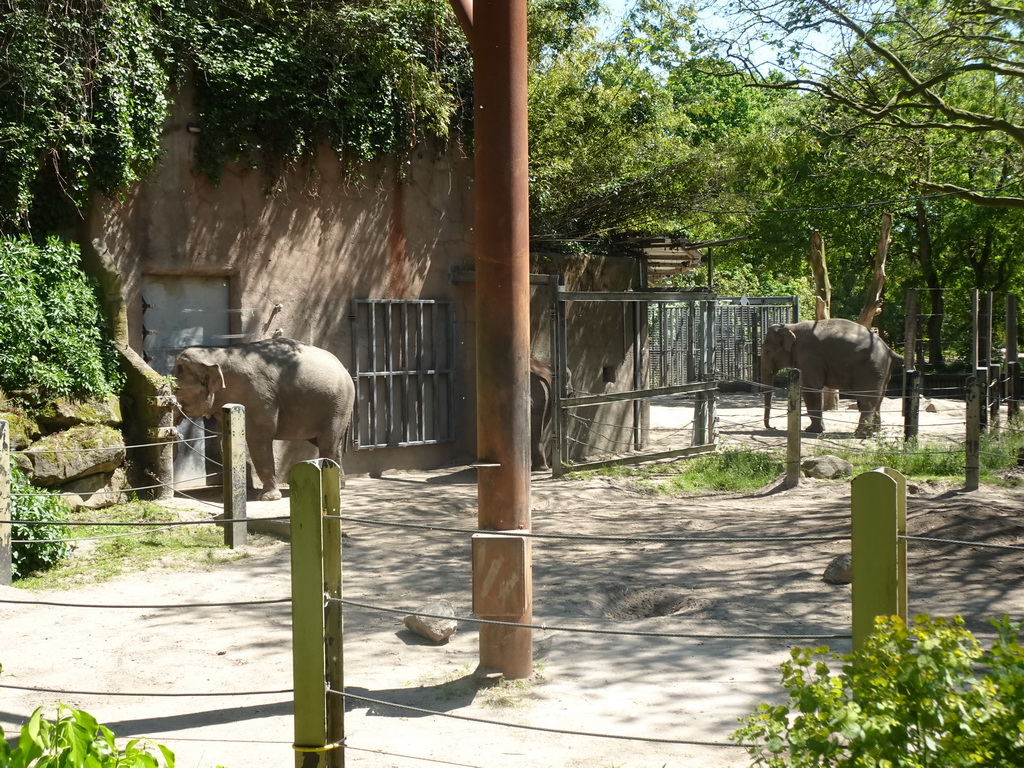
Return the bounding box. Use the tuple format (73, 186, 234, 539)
(812, 421, 1024, 485)
(573, 450, 784, 494)
(14, 500, 252, 590)
(479, 676, 537, 708)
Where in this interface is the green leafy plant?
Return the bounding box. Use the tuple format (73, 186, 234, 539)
(0, 235, 122, 400)
(0, 698, 174, 767)
(733, 615, 1024, 767)
(10, 464, 71, 580)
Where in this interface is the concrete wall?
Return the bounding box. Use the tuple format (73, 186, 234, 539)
(91, 92, 479, 477)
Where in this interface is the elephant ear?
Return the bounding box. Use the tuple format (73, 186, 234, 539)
(780, 326, 798, 353)
(202, 363, 226, 394)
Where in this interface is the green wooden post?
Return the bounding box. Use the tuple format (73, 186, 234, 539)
(881, 467, 908, 622)
(290, 460, 329, 768)
(222, 404, 247, 548)
(785, 368, 801, 488)
(966, 375, 981, 491)
(321, 461, 344, 768)
(0, 420, 11, 586)
(851, 468, 903, 650)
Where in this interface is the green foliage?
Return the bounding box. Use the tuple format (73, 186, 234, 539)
(0, 0, 168, 232)
(10, 464, 71, 580)
(1, 0, 471, 231)
(733, 615, 1024, 767)
(0, 700, 174, 767)
(156, 0, 472, 184)
(0, 236, 121, 399)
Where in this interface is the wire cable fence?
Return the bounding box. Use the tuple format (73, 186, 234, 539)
(5, 462, 1023, 765)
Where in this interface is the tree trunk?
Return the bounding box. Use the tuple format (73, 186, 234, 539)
(857, 212, 891, 327)
(806, 230, 838, 409)
(913, 202, 944, 367)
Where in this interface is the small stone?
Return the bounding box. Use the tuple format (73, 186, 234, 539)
(823, 553, 852, 584)
(801, 455, 853, 480)
(404, 599, 458, 643)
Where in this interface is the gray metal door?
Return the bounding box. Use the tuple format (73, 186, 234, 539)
(141, 276, 231, 489)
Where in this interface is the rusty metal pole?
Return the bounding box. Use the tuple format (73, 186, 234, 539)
(464, 0, 533, 680)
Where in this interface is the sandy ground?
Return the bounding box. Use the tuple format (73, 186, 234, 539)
(2, 395, 1023, 768)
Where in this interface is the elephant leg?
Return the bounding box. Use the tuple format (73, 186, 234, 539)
(854, 397, 882, 437)
(312, 423, 347, 488)
(804, 388, 824, 433)
(247, 437, 281, 502)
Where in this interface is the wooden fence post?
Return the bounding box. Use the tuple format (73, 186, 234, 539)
(290, 459, 344, 768)
(1, 420, 11, 586)
(1007, 294, 1020, 421)
(903, 369, 921, 441)
(786, 368, 801, 489)
(851, 468, 906, 650)
(989, 363, 1001, 425)
(966, 375, 981, 491)
(221, 404, 247, 548)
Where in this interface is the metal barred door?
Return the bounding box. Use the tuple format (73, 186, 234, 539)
(351, 299, 456, 449)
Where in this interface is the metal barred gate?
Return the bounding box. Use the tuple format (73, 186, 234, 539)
(548, 290, 799, 476)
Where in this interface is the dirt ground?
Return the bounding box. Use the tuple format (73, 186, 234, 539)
(2, 395, 1023, 768)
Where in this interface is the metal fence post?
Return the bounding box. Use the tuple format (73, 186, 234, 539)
(852, 468, 906, 650)
(785, 368, 801, 488)
(1, 420, 11, 586)
(966, 375, 981, 491)
(222, 404, 247, 547)
(290, 459, 344, 768)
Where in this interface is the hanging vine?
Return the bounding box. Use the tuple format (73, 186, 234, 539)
(0, 0, 473, 234)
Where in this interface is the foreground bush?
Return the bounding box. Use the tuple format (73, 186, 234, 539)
(0, 700, 174, 767)
(10, 464, 71, 579)
(0, 235, 121, 400)
(733, 615, 1024, 767)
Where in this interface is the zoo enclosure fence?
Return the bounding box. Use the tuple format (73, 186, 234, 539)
(3, 430, 1022, 767)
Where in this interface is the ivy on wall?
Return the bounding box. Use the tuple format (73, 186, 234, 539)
(0, 0, 473, 233)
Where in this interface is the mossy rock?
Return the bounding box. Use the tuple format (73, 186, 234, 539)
(24, 424, 126, 487)
(35, 395, 122, 429)
(0, 408, 42, 450)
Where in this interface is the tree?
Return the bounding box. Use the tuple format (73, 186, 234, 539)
(704, 0, 1024, 208)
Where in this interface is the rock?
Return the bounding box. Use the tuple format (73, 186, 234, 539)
(823, 553, 852, 584)
(35, 395, 122, 429)
(404, 599, 458, 643)
(60, 467, 129, 510)
(0, 409, 42, 450)
(801, 455, 853, 480)
(924, 399, 937, 413)
(24, 424, 126, 486)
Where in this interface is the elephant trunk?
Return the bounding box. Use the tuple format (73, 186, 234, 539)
(761, 355, 776, 429)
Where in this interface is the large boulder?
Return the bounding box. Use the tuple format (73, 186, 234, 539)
(35, 395, 122, 430)
(24, 424, 126, 487)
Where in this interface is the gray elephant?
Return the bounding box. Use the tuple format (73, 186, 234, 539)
(760, 318, 902, 436)
(172, 338, 355, 501)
